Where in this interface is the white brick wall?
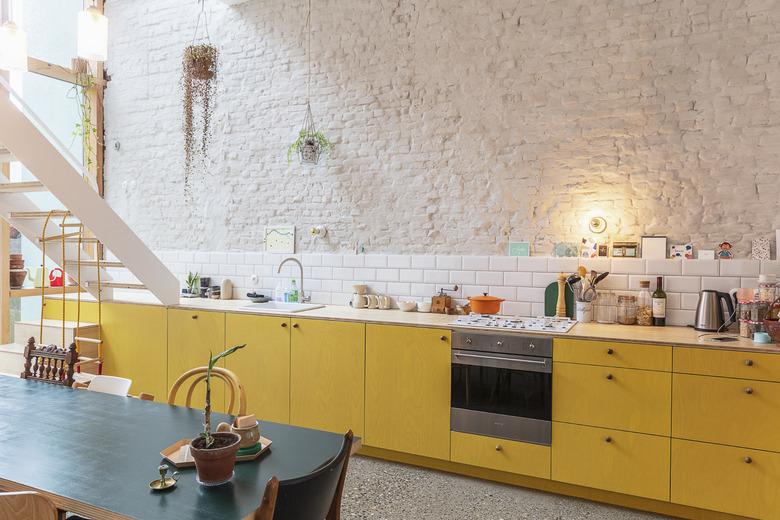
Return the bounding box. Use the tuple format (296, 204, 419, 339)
(114, 252, 778, 327)
(103, 1, 780, 256)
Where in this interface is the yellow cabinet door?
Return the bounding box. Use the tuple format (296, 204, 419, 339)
(672, 373, 780, 452)
(674, 347, 780, 383)
(451, 431, 550, 479)
(290, 318, 365, 436)
(672, 439, 780, 519)
(554, 338, 672, 372)
(224, 313, 290, 424)
(42, 299, 99, 324)
(167, 309, 227, 413)
(553, 362, 671, 435)
(365, 325, 450, 460)
(552, 422, 670, 501)
(101, 303, 167, 401)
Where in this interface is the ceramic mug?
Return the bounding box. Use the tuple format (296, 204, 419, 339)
(217, 421, 261, 449)
(378, 295, 391, 310)
(753, 332, 772, 344)
(367, 294, 379, 309)
(349, 293, 368, 309)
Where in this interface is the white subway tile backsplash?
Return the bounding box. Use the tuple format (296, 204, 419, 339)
(476, 271, 504, 285)
(611, 258, 645, 274)
(387, 255, 411, 268)
(667, 310, 695, 327)
(681, 260, 719, 276)
(741, 277, 759, 288)
(547, 258, 578, 273)
(321, 279, 342, 292)
(462, 285, 489, 297)
(227, 252, 245, 264)
(410, 283, 436, 297)
(450, 271, 476, 284)
(516, 257, 548, 272)
(489, 286, 517, 300)
(462, 256, 489, 270)
(322, 254, 344, 267)
(245, 252, 262, 264)
(599, 274, 628, 290)
(333, 268, 354, 280)
(489, 256, 517, 271)
(386, 282, 411, 296)
(424, 270, 449, 283)
(411, 255, 436, 269)
(342, 255, 365, 268)
(645, 259, 682, 276)
(531, 303, 545, 316)
(533, 272, 558, 288)
(364, 255, 387, 268)
(436, 256, 462, 270)
(309, 292, 331, 305)
(719, 260, 760, 277)
(579, 258, 611, 273)
(311, 266, 333, 279)
(503, 301, 531, 316)
(666, 293, 681, 310)
(376, 269, 400, 282)
(665, 276, 701, 293)
(179, 251, 194, 262)
(194, 252, 210, 263)
(399, 269, 424, 283)
(301, 254, 323, 266)
(504, 272, 533, 286)
(219, 264, 237, 276)
(701, 277, 740, 292)
(353, 268, 376, 281)
(681, 293, 700, 310)
(516, 287, 546, 303)
(761, 260, 779, 275)
(366, 282, 388, 294)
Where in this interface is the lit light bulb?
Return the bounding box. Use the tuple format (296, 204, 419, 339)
(77, 6, 108, 62)
(0, 21, 28, 72)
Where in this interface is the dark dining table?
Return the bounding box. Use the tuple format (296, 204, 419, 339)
(0, 375, 352, 519)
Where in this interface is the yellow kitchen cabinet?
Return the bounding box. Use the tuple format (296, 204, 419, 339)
(554, 338, 671, 372)
(167, 309, 227, 413)
(224, 313, 290, 424)
(365, 325, 450, 460)
(451, 431, 550, 479)
(290, 318, 365, 436)
(672, 373, 780, 452)
(42, 299, 99, 324)
(553, 362, 671, 435)
(671, 438, 780, 519)
(674, 347, 780, 383)
(551, 422, 670, 501)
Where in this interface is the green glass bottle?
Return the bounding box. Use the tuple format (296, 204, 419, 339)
(652, 276, 666, 326)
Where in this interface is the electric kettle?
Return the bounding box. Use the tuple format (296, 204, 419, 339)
(694, 290, 736, 332)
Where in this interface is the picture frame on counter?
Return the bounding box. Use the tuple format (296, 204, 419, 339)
(698, 249, 715, 260)
(641, 236, 667, 260)
(611, 241, 638, 258)
(670, 243, 694, 259)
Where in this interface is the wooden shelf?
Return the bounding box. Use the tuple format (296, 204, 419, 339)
(10, 286, 83, 298)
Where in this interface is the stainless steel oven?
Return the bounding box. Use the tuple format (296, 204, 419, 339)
(450, 330, 552, 445)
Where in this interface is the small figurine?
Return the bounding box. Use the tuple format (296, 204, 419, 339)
(718, 242, 734, 260)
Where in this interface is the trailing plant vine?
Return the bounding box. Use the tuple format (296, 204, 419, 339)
(68, 60, 99, 172)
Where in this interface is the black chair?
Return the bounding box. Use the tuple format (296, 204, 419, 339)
(254, 430, 354, 520)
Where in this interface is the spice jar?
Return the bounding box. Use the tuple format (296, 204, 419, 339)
(759, 274, 777, 303)
(595, 293, 617, 324)
(617, 295, 637, 325)
(637, 281, 653, 326)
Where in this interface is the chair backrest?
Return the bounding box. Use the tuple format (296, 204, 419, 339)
(255, 430, 354, 520)
(167, 366, 246, 416)
(20, 337, 77, 387)
(86, 375, 133, 396)
(0, 491, 58, 520)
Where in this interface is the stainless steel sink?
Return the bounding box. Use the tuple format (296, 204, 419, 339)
(237, 302, 324, 314)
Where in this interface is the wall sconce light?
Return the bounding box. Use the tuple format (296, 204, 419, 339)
(77, 5, 108, 61)
(589, 216, 607, 234)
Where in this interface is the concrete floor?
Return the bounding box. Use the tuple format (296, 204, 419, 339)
(342, 456, 672, 520)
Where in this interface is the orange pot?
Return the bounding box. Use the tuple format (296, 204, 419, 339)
(468, 293, 504, 314)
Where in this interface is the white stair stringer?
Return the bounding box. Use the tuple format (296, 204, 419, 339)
(0, 76, 179, 305)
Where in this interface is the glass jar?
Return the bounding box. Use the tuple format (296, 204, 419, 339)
(617, 295, 637, 325)
(637, 281, 653, 326)
(595, 293, 617, 324)
(759, 274, 777, 302)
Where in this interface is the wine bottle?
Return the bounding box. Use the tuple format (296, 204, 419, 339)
(652, 276, 666, 326)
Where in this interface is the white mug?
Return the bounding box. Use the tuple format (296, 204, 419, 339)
(367, 294, 379, 309)
(349, 293, 368, 309)
(378, 295, 391, 310)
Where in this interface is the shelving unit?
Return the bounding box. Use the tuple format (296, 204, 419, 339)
(9, 287, 83, 298)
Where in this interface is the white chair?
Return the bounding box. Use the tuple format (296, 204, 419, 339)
(84, 375, 132, 397)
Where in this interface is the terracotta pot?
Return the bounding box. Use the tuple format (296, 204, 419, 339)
(190, 432, 240, 486)
(9, 269, 26, 289)
(467, 293, 505, 315)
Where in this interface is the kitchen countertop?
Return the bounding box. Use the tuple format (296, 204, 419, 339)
(51, 290, 780, 353)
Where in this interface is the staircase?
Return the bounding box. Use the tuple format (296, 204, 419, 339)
(0, 75, 179, 306)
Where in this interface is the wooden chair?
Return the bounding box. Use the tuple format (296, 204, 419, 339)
(254, 430, 354, 520)
(167, 366, 247, 416)
(0, 491, 59, 520)
(20, 337, 77, 388)
(81, 375, 132, 396)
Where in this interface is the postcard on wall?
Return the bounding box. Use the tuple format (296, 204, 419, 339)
(264, 225, 295, 254)
(508, 241, 531, 257)
(670, 244, 694, 259)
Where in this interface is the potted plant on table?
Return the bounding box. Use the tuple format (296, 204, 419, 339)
(184, 272, 200, 298)
(189, 344, 245, 486)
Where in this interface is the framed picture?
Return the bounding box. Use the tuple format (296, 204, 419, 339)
(264, 225, 295, 254)
(580, 237, 598, 258)
(598, 244, 609, 257)
(698, 250, 715, 260)
(641, 236, 667, 260)
(612, 241, 638, 258)
(508, 241, 531, 257)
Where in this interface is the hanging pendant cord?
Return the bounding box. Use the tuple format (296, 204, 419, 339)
(192, 0, 211, 45)
(306, 0, 311, 103)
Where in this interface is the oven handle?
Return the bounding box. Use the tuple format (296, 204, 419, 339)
(452, 351, 551, 373)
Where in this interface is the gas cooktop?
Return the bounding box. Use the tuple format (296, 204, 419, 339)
(450, 314, 577, 333)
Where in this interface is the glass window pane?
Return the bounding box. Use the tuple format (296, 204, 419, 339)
(18, 0, 83, 68)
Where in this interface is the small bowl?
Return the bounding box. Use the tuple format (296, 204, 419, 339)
(398, 300, 417, 312)
(418, 302, 432, 313)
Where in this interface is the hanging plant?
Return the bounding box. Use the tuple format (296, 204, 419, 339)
(288, 0, 333, 166)
(67, 58, 99, 172)
(182, 1, 218, 195)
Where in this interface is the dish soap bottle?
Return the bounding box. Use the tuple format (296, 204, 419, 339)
(274, 282, 284, 302)
(289, 279, 299, 303)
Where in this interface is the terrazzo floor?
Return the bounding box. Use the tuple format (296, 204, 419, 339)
(342, 456, 672, 520)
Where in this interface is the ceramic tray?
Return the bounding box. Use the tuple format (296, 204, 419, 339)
(160, 436, 272, 469)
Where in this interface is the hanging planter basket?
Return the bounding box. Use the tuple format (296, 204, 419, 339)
(287, 102, 333, 166)
(184, 44, 217, 81)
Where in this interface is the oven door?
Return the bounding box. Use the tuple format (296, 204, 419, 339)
(451, 349, 552, 444)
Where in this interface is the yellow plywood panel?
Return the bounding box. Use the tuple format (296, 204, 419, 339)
(451, 431, 550, 479)
(674, 347, 780, 382)
(554, 338, 672, 372)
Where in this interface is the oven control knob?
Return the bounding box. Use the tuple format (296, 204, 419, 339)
(495, 445, 502, 452)
(496, 341, 503, 347)
(529, 343, 535, 350)
(466, 337, 473, 344)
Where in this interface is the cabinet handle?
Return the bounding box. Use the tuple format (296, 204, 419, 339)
(440, 336, 447, 342)
(744, 456, 753, 464)
(495, 445, 502, 452)
(606, 348, 614, 355)
(745, 387, 754, 395)
(605, 436, 613, 443)
(191, 315, 198, 320)
(606, 374, 614, 380)
(281, 322, 288, 328)
(745, 359, 754, 367)
(292, 323, 299, 328)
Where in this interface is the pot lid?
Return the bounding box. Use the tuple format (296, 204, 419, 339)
(468, 292, 505, 302)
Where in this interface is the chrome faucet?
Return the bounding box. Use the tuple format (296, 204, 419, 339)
(277, 257, 310, 303)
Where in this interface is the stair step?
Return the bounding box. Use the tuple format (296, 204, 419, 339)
(59, 222, 84, 228)
(86, 280, 146, 290)
(0, 181, 47, 193)
(63, 260, 124, 268)
(38, 232, 82, 242)
(74, 336, 102, 345)
(10, 210, 71, 219)
(39, 236, 100, 244)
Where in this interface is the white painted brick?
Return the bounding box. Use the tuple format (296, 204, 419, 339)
(462, 256, 489, 270)
(436, 256, 462, 270)
(387, 255, 411, 268)
(701, 277, 740, 292)
(516, 257, 548, 272)
(399, 269, 424, 283)
(719, 260, 760, 277)
(645, 259, 682, 276)
(411, 256, 436, 269)
(503, 301, 531, 316)
(476, 271, 503, 285)
(450, 271, 476, 284)
(665, 276, 702, 293)
(611, 259, 645, 275)
(353, 268, 376, 281)
(547, 258, 578, 273)
(364, 255, 387, 268)
(489, 256, 517, 271)
(504, 272, 533, 286)
(682, 260, 719, 276)
(424, 270, 449, 283)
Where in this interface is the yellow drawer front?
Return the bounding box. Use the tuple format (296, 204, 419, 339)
(554, 339, 671, 372)
(553, 362, 671, 435)
(552, 422, 670, 501)
(672, 439, 780, 519)
(674, 347, 780, 382)
(451, 432, 550, 479)
(672, 374, 780, 452)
